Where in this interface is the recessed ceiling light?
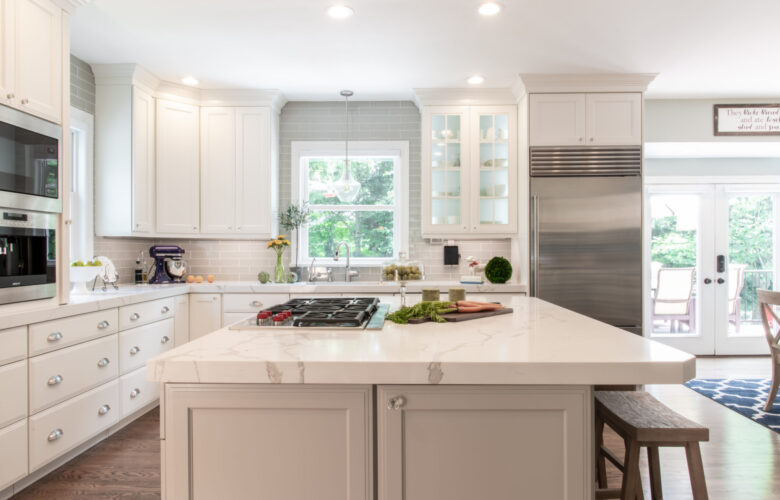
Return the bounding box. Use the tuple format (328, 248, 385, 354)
(181, 76, 199, 86)
(467, 75, 485, 85)
(327, 5, 354, 19)
(478, 2, 502, 16)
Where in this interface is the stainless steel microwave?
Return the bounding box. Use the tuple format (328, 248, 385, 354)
(0, 209, 57, 304)
(0, 105, 62, 213)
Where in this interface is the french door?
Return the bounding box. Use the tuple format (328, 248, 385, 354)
(645, 182, 779, 355)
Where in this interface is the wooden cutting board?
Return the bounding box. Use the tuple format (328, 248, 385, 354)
(407, 307, 513, 324)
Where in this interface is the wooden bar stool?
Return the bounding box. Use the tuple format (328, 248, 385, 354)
(595, 391, 710, 500)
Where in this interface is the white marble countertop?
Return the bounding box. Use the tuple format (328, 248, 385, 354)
(0, 281, 525, 330)
(147, 296, 695, 386)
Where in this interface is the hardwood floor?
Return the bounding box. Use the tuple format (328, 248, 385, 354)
(11, 357, 780, 499)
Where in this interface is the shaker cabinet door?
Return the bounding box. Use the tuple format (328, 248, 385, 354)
(235, 107, 272, 235)
(529, 93, 586, 146)
(200, 107, 237, 233)
(156, 99, 200, 234)
(131, 86, 155, 233)
(586, 93, 642, 145)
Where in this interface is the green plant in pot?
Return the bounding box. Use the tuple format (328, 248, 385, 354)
(484, 257, 513, 284)
(279, 202, 312, 279)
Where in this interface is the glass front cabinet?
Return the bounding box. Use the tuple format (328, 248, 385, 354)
(422, 105, 517, 237)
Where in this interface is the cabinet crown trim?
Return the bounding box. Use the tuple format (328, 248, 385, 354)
(519, 73, 658, 94)
(413, 88, 518, 108)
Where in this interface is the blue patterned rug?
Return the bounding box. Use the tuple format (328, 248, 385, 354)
(685, 378, 780, 433)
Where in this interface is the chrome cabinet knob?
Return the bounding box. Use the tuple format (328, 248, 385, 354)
(251, 300, 263, 307)
(130, 313, 140, 321)
(160, 335, 170, 344)
(6, 93, 14, 99)
(98, 404, 111, 416)
(578, 137, 583, 142)
(48, 428, 63, 442)
(20, 98, 28, 105)
(387, 396, 406, 410)
(97, 320, 110, 329)
(47, 374, 63, 386)
(589, 137, 594, 142)
(130, 388, 141, 399)
(129, 346, 140, 355)
(47, 331, 63, 342)
(97, 357, 110, 368)
(161, 306, 170, 314)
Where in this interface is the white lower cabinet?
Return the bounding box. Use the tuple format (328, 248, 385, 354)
(0, 419, 28, 490)
(222, 312, 253, 326)
(118, 318, 174, 375)
(119, 366, 159, 417)
(0, 359, 27, 428)
(221, 293, 288, 327)
(377, 385, 592, 500)
(0, 325, 27, 366)
(28, 335, 118, 414)
(29, 309, 118, 356)
(119, 296, 174, 330)
(29, 380, 119, 472)
(173, 294, 189, 346)
(189, 293, 222, 340)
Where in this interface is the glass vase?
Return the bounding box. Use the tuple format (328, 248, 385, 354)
(273, 250, 286, 283)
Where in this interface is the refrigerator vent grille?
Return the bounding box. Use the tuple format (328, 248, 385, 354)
(530, 146, 641, 177)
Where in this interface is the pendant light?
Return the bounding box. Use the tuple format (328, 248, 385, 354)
(332, 90, 361, 203)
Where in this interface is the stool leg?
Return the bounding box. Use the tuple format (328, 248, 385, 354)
(595, 414, 608, 488)
(684, 442, 709, 500)
(647, 446, 663, 499)
(621, 440, 641, 500)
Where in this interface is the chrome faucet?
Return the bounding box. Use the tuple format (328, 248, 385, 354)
(333, 241, 352, 282)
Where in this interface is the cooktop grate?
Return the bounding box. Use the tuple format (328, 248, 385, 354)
(262, 297, 380, 327)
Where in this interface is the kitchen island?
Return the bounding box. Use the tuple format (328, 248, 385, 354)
(148, 295, 694, 500)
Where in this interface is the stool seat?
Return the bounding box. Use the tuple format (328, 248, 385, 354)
(595, 391, 710, 500)
(596, 391, 709, 444)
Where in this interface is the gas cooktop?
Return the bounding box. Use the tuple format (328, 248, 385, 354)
(229, 297, 388, 331)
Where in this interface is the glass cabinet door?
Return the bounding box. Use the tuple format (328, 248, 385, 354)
(428, 109, 469, 231)
(472, 108, 514, 231)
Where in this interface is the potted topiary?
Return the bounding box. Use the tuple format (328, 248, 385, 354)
(484, 257, 513, 284)
(279, 202, 311, 280)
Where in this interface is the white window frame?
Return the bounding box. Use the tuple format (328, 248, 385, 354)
(69, 107, 94, 262)
(291, 140, 409, 266)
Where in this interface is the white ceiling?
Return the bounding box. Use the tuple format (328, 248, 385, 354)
(70, 0, 780, 100)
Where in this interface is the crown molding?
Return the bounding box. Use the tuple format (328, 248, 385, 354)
(52, 0, 90, 15)
(518, 73, 658, 93)
(510, 77, 527, 102)
(92, 64, 286, 111)
(413, 88, 518, 108)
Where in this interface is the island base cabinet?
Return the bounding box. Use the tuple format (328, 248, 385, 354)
(377, 385, 593, 500)
(163, 384, 373, 500)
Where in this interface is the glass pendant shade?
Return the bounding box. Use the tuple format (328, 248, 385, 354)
(335, 89, 361, 203)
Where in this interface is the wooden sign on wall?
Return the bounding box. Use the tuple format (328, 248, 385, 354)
(714, 104, 780, 136)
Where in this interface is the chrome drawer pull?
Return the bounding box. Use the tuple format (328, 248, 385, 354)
(387, 396, 406, 410)
(20, 98, 29, 105)
(98, 404, 111, 416)
(161, 306, 170, 313)
(160, 335, 170, 344)
(47, 428, 63, 442)
(47, 374, 63, 386)
(130, 388, 141, 399)
(97, 320, 110, 329)
(97, 357, 110, 368)
(47, 332, 63, 342)
(130, 313, 140, 321)
(129, 346, 140, 355)
(251, 300, 263, 307)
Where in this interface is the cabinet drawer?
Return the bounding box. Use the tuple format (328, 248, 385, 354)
(0, 360, 27, 428)
(119, 366, 159, 418)
(30, 309, 118, 356)
(119, 318, 174, 375)
(119, 297, 175, 330)
(29, 380, 119, 472)
(0, 326, 27, 366)
(222, 293, 288, 312)
(223, 312, 253, 326)
(0, 420, 28, 490)
(29, 335, 119, 414)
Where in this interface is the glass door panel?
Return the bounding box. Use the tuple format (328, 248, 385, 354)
(475, 111, 510, 228)
(430, 112, 464, 227)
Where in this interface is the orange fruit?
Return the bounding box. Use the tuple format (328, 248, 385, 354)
(206, 274, 215, 283)
(186, 275, 195, 283)
(195, 275, 204, 283)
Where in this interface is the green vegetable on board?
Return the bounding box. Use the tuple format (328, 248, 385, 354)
(385, 301, 457, 324)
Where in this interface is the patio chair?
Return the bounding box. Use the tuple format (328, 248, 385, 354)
(650, 261, 663, 292)
(757, 289, 780, 411)
(652, 267, 696, 333)
(728, 264, 747, 333)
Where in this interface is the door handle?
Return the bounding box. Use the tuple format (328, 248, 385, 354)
(717, 255, 726, 273)
(717, 278, 725, 284)
(531, 195, 539, 297)
(703, 278, 712, 284)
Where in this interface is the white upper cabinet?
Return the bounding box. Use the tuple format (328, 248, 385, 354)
(235, 107, 272, 235)
(156, 99, 200, 234)
(529, 94, 586, 146)
(131, 86, 155, 233)
(422, 105, 517, 238)
(585, 93, 642, 145)
(200, 107, 236, 233)
(201, 106, 274, 236)
(0, 0, 62, 123)
(530, 92, 641, 146)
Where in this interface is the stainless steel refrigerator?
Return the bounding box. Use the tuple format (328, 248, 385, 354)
(530, 146, 642, 335)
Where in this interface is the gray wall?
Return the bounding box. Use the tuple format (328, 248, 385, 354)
(70, 55, 95, 114)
